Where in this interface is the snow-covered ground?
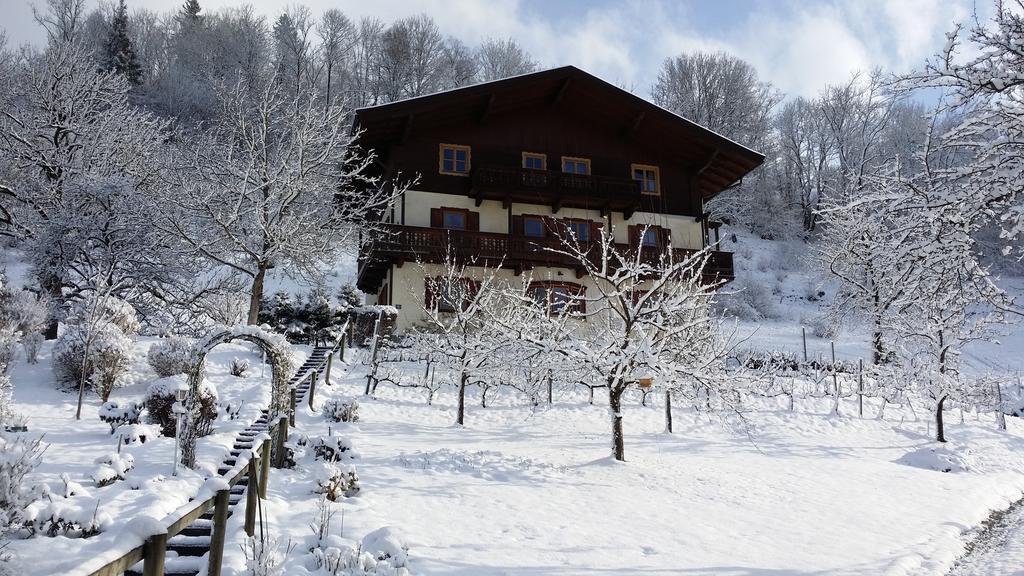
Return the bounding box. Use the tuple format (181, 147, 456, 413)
(220, 352, 1024, 575)
(3, 337, 307, 575)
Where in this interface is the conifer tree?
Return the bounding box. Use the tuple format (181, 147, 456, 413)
(102, 0, 141, 85)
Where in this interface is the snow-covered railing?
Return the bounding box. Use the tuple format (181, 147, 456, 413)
(79, 331, 348, 576)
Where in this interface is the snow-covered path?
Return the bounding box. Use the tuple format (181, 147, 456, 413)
(949, 497, 1024, 575)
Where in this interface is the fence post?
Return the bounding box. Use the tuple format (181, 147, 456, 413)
(274, 416, 289, 468)
(289, 388, 297, 427)
(142, 531, 168, 576)
(245, 457, 258, 536)
(858, 358, 864, 418)
(207, 488, 230, 576)
(802, 327, 808, 362)
(830, 341, 839, 414)
(308, 371, 318, 411)
(325, 352, 334, 386)
(260, 437, 271, 497)
(547, 372, 553, 405)
(664, 390, 673, 434)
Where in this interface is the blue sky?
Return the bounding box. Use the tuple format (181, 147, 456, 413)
(0, 0, 988, 98)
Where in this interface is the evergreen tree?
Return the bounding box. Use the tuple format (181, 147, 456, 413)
(177, 0, 202, 27)
(102, 0, 141, 85)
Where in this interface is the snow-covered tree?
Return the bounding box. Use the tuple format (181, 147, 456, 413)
(162, 74, 400, 325)
(497, 226, 737, 461)
(475, 37, 536, 82)
(101, 0, 142, 85)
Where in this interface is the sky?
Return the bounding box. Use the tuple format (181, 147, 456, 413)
(0, 0, 989, 99)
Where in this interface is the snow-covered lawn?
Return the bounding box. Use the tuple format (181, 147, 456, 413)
(4, 337, 306, 575)
(222, 354, 1024, 576)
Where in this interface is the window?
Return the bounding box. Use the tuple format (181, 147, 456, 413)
(561, 156, 591, 175)
(641, 229, 659, 247)
(530, 282, 585, 314)
(566, 220, 590, 241)
(439, 144, 471, 175)
(523, 216, 546, 237)
(522, 152, 547, 171)
(426, 277, 478, 313)
(443, 208, 467, 230)
(631, 163, 660, 195)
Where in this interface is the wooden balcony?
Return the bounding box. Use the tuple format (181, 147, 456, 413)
(357, 224, 734, 293)
(470, 166, 644, 217)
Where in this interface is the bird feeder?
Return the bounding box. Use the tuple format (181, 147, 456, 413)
(638, 377, 654, 389)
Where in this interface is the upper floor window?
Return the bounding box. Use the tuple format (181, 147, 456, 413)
(522, 152, 547, 171)
(632, 164, 660, 195)
(566, 219, 591, 242)
(523, 216, 546, 237)
(641, 229, 659, 247)
(443, 208, 467, 230)
(431, 207, 478, 231)
(425, 277, 479, 313)
(562, 156, 591, 175)
(439, 143, 471, 176)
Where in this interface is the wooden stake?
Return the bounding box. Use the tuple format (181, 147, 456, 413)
(207, 488, 230, 576)
(858, 358, 864, 418)
(308, 371, 317, 411)
(274, 416, 288, 468)
(142, 531, 168, 576)
(325, 352, 334, 386)
(289, 388, 297, 427)
(260, 438, 271, 497)
(802, 327, 808, 362)
(245, 458, 258, 537)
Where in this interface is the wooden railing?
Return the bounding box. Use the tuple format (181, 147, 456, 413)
(471, 165, 643, 209)
(360, 224, 735, 280)
(79, 333, 348, 576)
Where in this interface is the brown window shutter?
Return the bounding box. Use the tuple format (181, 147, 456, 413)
(468, 211, 480, 231)
(430, 208, 442, 228)
(590, 222, 603, 243)
(628, 225, 639, 248)
(512, 215, 524, 235)
(660, 227, 672, 248)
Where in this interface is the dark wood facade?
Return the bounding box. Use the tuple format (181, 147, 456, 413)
(353, 66, 764, 294)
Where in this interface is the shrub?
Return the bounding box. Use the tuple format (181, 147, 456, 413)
(145, 376, 217, 437)
(0, 328, 15, 372)
(21, 332, 43, 365)
(311, 435, 355, 463)
(0, 433, 46, 543)
(53, 322, 133, 401)
(91, 453, 134, 487)
(259, 289, 348, 344)
(350, 306, 398, 346)
(229, 357, 249, 377)
(715, 278, 776, 321)
(313, 463, 360, 501)
(112, 423, 158, 445)
(98, 401, 142, 434)
(146, 337, 194, 378)
(322, 398, 359, 423)
(0, 284, 49, 337)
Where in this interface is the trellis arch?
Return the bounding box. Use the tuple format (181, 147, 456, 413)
(179, 326, 294, 469)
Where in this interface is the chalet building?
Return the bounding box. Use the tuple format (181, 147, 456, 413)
(353, 66, 764, 331)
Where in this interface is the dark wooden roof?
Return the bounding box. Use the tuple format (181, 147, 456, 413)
(353, 65, 765, 201)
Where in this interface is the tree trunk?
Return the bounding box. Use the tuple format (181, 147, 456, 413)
(43, 276, 61, 340)
(247, 265, 268, 325)
(664, 390, 673, 434)
(456, 371, 467, 426)
(935, 395, 947, 443)
(609, 383, 625, 461)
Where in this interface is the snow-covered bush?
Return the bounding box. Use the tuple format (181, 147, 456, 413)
(350, 306, 398, 346)
(52, 322, 133, 401)
(0, 282, 49, 338)
(145, 376, 217, 437)
(803, 313, 840, 339)
(715, 278, 777, 321)
(113, 423, 158, 445)
(0, 329, 16, 373)
(86, 296, 141, 337)
(312, 436, 355, 463)
(322, 398, 359, 423)
(337, 284, 362, 310)
(97, 401, 142, 434)
(361, 527, 408, 568)
(91, 453, 134, 487)
(229, 357, 249, 377)
(259, 289, 349, 344)
(0, 434, 46, 540)
(308, 542, 408, 576)
(146, 337, 194, 378)
(21, 332, 43, 365)
(313, 463, 360, 501)
(26, 493, 111, 538)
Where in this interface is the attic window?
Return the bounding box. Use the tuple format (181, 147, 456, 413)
(522, 152, 547, 170)
(632, 164, 660, 195)
(562, 156, 591, 175)
(439, 143, 471, 175)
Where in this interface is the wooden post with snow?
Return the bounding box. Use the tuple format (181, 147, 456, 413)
(308, 371, 317, 411)
(274, 416, 288, 468)
(858, 358, 864, 418)
(142, 531, 167, 576)
(245, 458, 258, 536)
(207, 488, 230, 576)
(996, 381, 1007, 431)
(260, 438, 271, 496)
(289, 387, 297, 427)
(325, 352, 334, 386)
(830, 341, 840, 416)
(665, 390, 673, 433)
(802, 327, 808, 362)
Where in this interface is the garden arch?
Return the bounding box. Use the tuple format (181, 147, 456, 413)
(180, 326, 293, 469)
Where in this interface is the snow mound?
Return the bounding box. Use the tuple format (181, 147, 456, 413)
(896, 445, 974, 473)
(361, 526, 408, 568)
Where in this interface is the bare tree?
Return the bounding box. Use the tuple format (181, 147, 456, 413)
(317, 8, 356, 108)
(475, 37, 537, 82)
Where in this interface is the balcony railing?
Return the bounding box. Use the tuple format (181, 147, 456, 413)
(357, 224, 734, 292)
(470, 166, 644, 214)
